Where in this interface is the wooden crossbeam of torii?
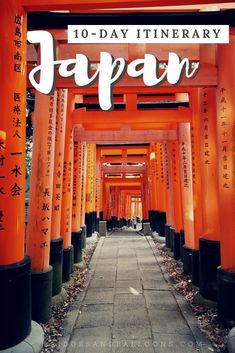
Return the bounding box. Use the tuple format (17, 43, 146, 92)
(80, 123, 177, 130)
(104, 178, 142, 185)
(72, 107, 191, 124)
(100, 156, 148, 163)
(74, 129, 177, 142)
(97, 145, 148, 153)
(110, 185, 142, 190)
(21, 0, 235, 11)
(102, 165, 146, 173)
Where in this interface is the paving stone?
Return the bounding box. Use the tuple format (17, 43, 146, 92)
(139, 268, 162, 276)
(144, 290, 179, 310)
(114, 308, 149, 327)
(112, 325, 152, 340)
(115, 280, 143, 294)
(117, 263, 138, 267)
(75, 310, 113, 328)
(67, 327, 112, 353)
(118, 254, 136, 259)
(140, 272, 165, 281)
(135, 252, 154, 257)
(112, 339, 155, 353)
(94, 266, 116, 272)
(94, 272, 116, 281)
(84, 289, 114, 305)
(81, 304, 113, 312)
(96, 260, 117, 266)
(153, 334, 198, 353)
(114, 293, 146, 311)
(138, 262, 159, 268)
(149, 310, 191, 335)
(117, 270, 141, 280)
(142, 279, 170, 291)
(89, 279, 115, 288)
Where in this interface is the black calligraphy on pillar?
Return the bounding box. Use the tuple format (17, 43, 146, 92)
(218, 87, 230, 189)
(72, 141, 78, 217)
(154, 143, 159, 184)
(164, 142, 170, 189)
(181, 142, 189, 188)
(172, 143, 177, 183)
(80, 144, 86, 216)
(46, 95, 54, 177)
(10, 92, 23, 198)
(160, 143, 164, 185)
(0, 210, 4, 231)
(54, 90, 65, 211)
(190, 126, 196, 185)
(13, 15, 22, 74)
(202, 88, 211, 166)
(0, 138, 6, 207)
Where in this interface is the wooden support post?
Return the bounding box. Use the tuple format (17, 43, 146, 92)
(155, 142, 167, 236)
(141, 174, 149, 221)
(80, 142, 87, 227)
(156, 142, 167, 213)
(80, 142, 87, 247)
(163, 140, 175, 227)
(72, 140, 82, 233)
(96, 148, 102, 226)
(0, 1, 31, 348)
(50, 89, 67, 296)
(216, 33, 235, 327)
(178, 122, 194, 275)
(196, 87, 221, 298)
(60, 92, 74, 282)
(149, 143, 158, 213)
(99, 152, 104, 222)
(27, 91, 57, 322)
(85, 143, 96, 237)
(71, 139, 83, 264)
(92, 144, 97, 231)
(170, 140, 183, 233)
(190, 90, 203, 287)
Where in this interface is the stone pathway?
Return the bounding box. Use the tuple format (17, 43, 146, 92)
(57, 231, 213, 353)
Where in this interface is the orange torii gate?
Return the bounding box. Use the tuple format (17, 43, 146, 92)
(1, 2, 235, 351)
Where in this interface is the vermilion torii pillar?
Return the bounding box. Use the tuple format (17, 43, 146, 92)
(148, 143, 157, 231)
(170, 140, 183, 233)
(80, 142, 87, 248)
(27, 91, 57, 323)
(169, 140, 183, 260)
(190, 90, 203, 287)
(50, 89, 67, 296)
(71, 139, 83, 264)
(149, 143, 158, 213)
(141, 173, 149, 221)
(217, 32, 235, 327)
(162, 140, 175, 246)
(85, 143, 96, 237)
(60, 92, 74, 283)
(178, 122, 195, 275)
(163, 140, 175, 227)
(197, 87, 221, 300)
(72, 139, 82, 231)
(0, 1, 31, 349)
(156, 141, 167, 236)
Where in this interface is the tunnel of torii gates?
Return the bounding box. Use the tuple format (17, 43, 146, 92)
(1, 0, 235, 350)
